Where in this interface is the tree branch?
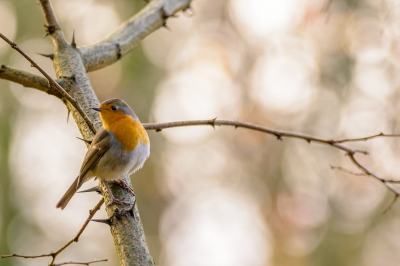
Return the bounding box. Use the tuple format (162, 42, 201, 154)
(0, 64, 62, 98)
(347, 152, 400, 196)
(1, 199, 104, 265)
(144, 119, 400, 210)
(332, 132, 400, 143)
(0, 33, 96, 134)
(40, 1, 155, 265)
(53, 259, 108, 266)
(79, 0, 192, 72)
(40, 0, 68, 48)
(143, 119, 368, 155)
(329, 165, 368, 176)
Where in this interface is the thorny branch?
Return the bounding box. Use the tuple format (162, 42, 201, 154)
(79, 0, 192, 72)
(143, 119, 368, 154)
(143, 119, 400, 211)
(0, 33, 97, 134)
(2, 199, 104, 265)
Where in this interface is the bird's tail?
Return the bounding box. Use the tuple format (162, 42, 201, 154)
(56, 177, 79, 210)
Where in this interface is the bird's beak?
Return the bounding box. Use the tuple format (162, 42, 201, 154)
(92, 107, 104, 112)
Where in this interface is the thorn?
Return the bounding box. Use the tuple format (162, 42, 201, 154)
(0, 64, 6, 72)
(161, 7, 172, 31)
(67, 109, 70, 123)
(210, 117, 217, 129)
(128, 202, 137, 221)
(76, 136, 92, 145)
(163, 23, 171, 31)
(78, 186, 101, 194)
(61, 75, 77, 86)
(71, 30, 76, 48)
(91, 219, 111, 226)
(276, 134, 283, 140)
(115, 43, 122, 60)
(155, 128, 162, 132)
(37, 53, 54, 60)
(44, 24, 58, 36)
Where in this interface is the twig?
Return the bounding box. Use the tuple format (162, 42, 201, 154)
(48, 198, 104, 265)
(330, 165, 400, 183)
(53, 258, 108, 266)
(2, 198, 104, 265)
(333, 132, 400, 143)
(383, 194, 399, 214)
(329, 165, 368, 176)
(347, 153, 400, 195)
(2, 253, 50, 259)
(0, 33, 96, 134)
(143, 119, 368, 155)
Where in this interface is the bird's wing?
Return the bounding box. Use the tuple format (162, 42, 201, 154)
(76, 128, 111, 188)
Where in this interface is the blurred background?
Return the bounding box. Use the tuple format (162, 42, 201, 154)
(1, 0, 400, 265)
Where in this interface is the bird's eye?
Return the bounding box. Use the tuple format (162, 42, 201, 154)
(111, 105, 118, 111)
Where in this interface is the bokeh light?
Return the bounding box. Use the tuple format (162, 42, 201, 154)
(2, 0, 400, 266)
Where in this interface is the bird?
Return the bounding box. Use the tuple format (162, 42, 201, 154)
(56, 98, 150, 210)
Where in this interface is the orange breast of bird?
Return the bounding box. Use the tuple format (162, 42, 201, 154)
(102, 114, 149, 152)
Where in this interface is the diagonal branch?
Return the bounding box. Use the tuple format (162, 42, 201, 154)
(0, 64, 62, 98)
(330, 165, 368, 176)
(0, 33, 96, 134)
(1, 198, 104, 265)
(79, 0, 192, 72)
(347, 152, 400, 213)
(330, 164, 400, 183)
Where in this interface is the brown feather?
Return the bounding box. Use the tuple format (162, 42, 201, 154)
(56, 129, 111, 209)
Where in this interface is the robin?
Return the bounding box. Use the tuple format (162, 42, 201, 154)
(56, 98, 150, 210)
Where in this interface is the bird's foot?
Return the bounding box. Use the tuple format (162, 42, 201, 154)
(111, 179, 136, 197)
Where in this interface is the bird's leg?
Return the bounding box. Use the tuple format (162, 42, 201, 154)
(102, 180, 131, 207)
